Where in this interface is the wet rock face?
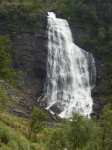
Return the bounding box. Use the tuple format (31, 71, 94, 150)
(50, 103, 63, 114)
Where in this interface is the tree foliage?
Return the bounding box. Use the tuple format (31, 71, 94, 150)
(0, 35, 16, 80)
(29, 108, 49, 140)
(47, 105, 112, 150)
(47, 112, 96, 150)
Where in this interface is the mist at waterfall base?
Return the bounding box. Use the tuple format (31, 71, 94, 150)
(41, 12, 96, 119)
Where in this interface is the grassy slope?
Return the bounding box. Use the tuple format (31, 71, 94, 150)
(0, 113, 47, 150)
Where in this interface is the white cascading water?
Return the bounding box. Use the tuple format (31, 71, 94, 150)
(42, 12, 96, 118)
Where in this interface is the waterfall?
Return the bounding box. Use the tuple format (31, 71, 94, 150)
(42, 12, 96, 118)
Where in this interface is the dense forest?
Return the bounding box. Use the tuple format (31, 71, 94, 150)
(1, 0, 112, 150)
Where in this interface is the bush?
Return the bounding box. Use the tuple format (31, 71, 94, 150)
(33, 23, 42, 29)
(13, 4, 19, 14)
(0, 85, 9, 112)
(29, 108, 49, 140)
(26, 13, 37, 26)
(12, 14, 18, 22)
(0, 35, 16, 80)
(0, 146, 10, 150)
(17, 136, 30, 150)
(7, 140, 19, 150)
(19, 13, 27, 19)
(0, 123, 30, 150)
(20, 2, 32, 13)
(13, 59, 20, 66)
(0, 5, 8, 18)
(0, 130, 10, 144)
(30, 143, 38, 150)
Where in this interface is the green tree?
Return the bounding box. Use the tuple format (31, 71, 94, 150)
(0, 35, 16, 80)
(29, 108, 49, 140)
(107, 25, 112, 41)
(96, 104, 112, 150)
(47, 112, 95, 150)
(66, 112, 94, 150)
(98, 27, 105, 44)
(108, 41, 112, 54)
(0, 5, 8, 18)
(47, 128, 67, 150)
(32, 0, 44, 8)
(60, 3, 67, 15)
(26, 13, 37, 26)
(0, 84, 9, 112)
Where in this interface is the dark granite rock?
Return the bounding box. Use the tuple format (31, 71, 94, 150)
(50, 103, 62, 114)
(93, 103, 101, 111)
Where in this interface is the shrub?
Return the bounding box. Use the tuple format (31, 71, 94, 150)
(33, 23, 42, 29)
(0, 35, 16, 80)
(17, 136, 30, 150)
(26, 13, 37, 26)
(19, 13, 27, 19)
(7, 140, 19, 150)
(20, 2, 31, 13)
(29, 108, 49, 140)
(13, 59, 19, 66)
(12, 14, 18, 22)
(0, 146, 10, 150)
(0, 5, 8, 18)
(30, 143, 38, 150)
(0, 123, 30, 150)
(0, 126, 11, 144)
(0, 85, 9, 112)
(13, 4, 19, 14)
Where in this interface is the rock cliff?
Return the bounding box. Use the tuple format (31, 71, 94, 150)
(0, 12, 106, 119)
(0, 15, 48, 99)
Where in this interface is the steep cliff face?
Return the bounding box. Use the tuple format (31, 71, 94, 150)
(0, 16, 48, 100)
(0, 13, 104, 118)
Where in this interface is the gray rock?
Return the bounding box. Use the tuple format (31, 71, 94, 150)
(34, 33, 42, 38)
(42, 31, 48, 39)
(50, 104, 62, 114)
(93, 103, 101, 111)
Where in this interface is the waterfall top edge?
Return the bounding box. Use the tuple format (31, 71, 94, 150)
(48, 12, 56, 18)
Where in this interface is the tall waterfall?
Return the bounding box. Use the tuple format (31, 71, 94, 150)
(42, 12, 96, 118)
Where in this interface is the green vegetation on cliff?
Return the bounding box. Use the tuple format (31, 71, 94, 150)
(0, 35, 16, 80)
